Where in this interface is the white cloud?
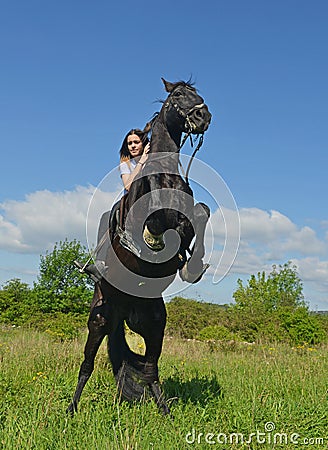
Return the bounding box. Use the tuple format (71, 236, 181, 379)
(281, 226, 324, 255)
(209, 207, 325, 256)
(0, 185, 120, 254)
(240, 208, 295, 241)
(231, 242, 271, 275)
(0, 214, 28, 251)
(293, 257, 328, 287)
(237, 208, 326, 257)
(207, 205, 326, 266)
(209, 207, 240, 240)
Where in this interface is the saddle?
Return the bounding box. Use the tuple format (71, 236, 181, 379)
(107, 194, 187, 268)
(103, 194, 141, 257)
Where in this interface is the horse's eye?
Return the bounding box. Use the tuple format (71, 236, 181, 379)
(175, 90, 183, 97)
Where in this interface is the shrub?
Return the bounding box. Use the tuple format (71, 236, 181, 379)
(166, 297, 228, 339)
(0, 279, 36, 325)
(198, 325, 238, 342)
(25, 312, 88, 341)
(278, 307, 326, 345)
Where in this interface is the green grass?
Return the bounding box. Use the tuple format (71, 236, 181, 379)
(0, 326, 327, 449)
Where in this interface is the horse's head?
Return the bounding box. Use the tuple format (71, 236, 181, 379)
(161, 78, 211, 135)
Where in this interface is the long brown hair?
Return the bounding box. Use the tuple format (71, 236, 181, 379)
(119, 129, 149, 162)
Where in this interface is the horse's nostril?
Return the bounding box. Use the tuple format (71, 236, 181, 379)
(195, 110, 202, 118)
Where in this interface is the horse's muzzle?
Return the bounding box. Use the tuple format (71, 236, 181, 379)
(188, 105, 212, 134)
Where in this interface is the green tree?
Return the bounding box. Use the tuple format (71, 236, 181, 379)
(233, 261, 305, 314)
(0, 278, 33, 324)
(33, 239, 93, 314)
(230, 262, 326, 344)
(268, 262, 305, 309)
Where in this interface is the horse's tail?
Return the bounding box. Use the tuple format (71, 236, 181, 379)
(107, 320, 154, 402)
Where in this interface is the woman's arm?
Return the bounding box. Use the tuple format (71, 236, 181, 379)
(121, 162, 143, 191)
(121, 143, 150, 191)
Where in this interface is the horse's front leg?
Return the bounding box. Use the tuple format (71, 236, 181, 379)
(67, 286, 109, 415)
(179, 202, 210, 283)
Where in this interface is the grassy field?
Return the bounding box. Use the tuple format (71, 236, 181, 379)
(0, 326, 327, 449)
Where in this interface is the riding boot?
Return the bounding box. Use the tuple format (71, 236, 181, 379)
(74, 260, 108, 283)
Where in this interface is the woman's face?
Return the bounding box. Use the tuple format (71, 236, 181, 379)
(127, 134, 144, 158)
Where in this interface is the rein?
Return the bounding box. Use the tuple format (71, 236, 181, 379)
(184, 134, 204, 182)
(176, 132, 204, 184)
(162, 98, 206, 184)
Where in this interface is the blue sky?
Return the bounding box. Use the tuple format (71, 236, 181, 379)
(1, 1, 327, 309)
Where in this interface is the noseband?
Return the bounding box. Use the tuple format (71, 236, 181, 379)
(171, 102, 206, 134)
(164, 96, 205, 134)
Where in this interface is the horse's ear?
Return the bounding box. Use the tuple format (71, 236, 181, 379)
(161, 78, 177, 93)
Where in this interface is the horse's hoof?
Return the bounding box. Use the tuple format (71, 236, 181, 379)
(159, 401, 171, 417)
(143, 225, 165, 251)
(179, 261, 210, 283)
(66, 402, 77, 416)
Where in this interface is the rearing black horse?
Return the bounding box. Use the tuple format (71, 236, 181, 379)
(68, 79, 211, 415)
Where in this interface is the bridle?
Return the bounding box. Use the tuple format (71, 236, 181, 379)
(167, 97, 206, 184)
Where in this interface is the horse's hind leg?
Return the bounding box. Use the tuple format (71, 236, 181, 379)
(67, 287, 109, 415)
(125, 298, 170, 415)
(109, 320, 149, 403)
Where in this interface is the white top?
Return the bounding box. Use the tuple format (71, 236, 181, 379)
(119, 159, 137, 176)
(119, 159, 137, 194)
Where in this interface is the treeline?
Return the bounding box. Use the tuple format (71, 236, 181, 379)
(167, 262, 328, 345)
(0, 240, 327, 345)
(166, 297, 328, 345)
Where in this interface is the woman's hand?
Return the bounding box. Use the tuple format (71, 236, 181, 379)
(139, 143, 150, 165)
